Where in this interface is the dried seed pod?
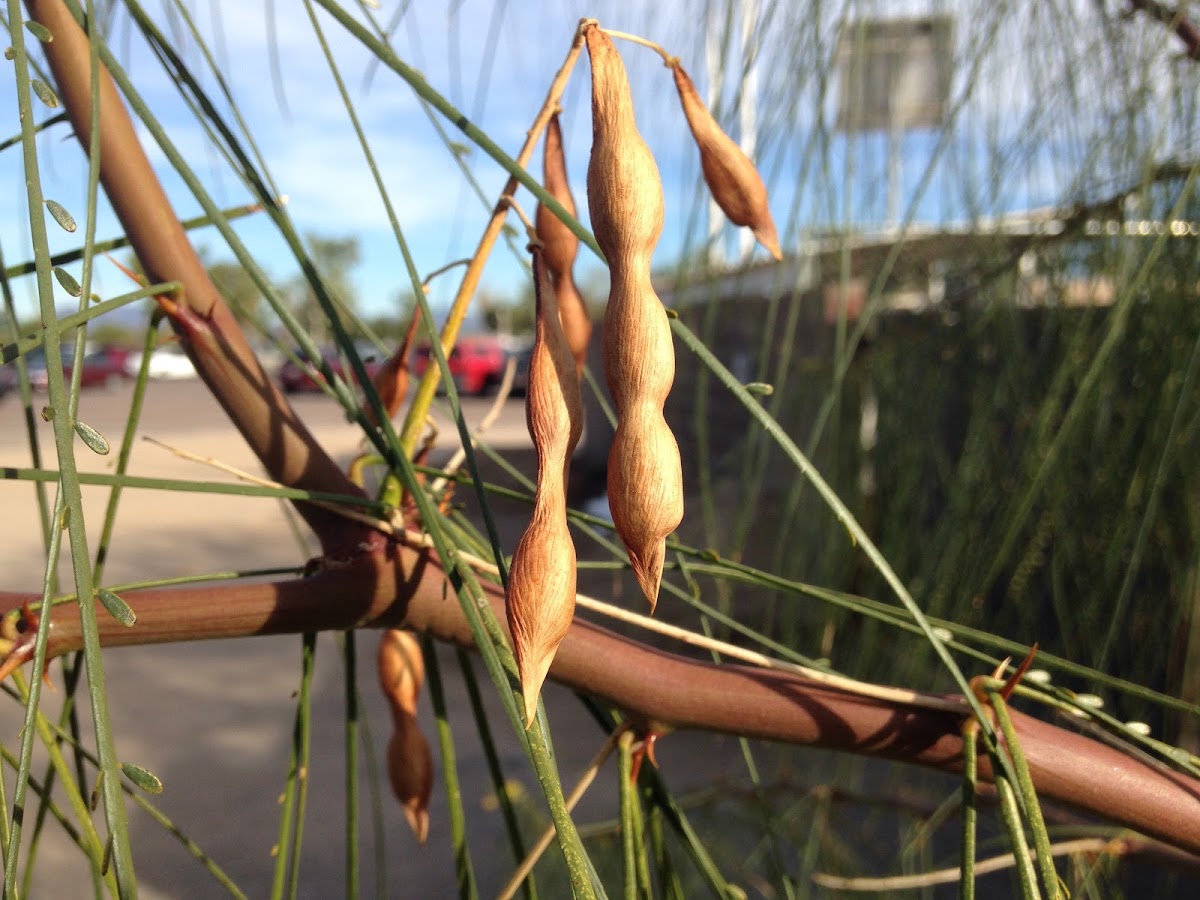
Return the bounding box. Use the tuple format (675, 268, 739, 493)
(378, 629, 424, 717)
(536, 113, 592, 375)
(585, 25, 684, 610)
(386, 715, 433, 844)
(505, 248, 583, 727)
(378, 630, 432, 842)
(670, 62, 782, 261)
(367, 308, 422, 428)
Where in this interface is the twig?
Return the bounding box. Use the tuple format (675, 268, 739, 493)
(398, 19, 594, 454)
(496, 724, 630, 900)
(429, 357, 518, 494)
(600, 28, 676, 65)
(143, 436, 395, 538)
(390, 527, 963, 714)
(812, 836, 1127, 891)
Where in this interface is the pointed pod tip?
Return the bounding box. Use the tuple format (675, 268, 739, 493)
(753, 219, 784, 261)
(519, 659, 552, 729)
(404, 807, 430, 845)
(630, 541, 667, 612)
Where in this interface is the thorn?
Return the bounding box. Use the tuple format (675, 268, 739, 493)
(630, 730, 663, 783)
(999, 643, 1039, 700)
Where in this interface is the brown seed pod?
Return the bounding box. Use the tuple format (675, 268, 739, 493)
(377, 629, 432, 842)
(505, 248, 583, 727)
(367, 307, 422, 427)
(536, 113, 592, 375)
(378, 628, 424, 717)
(386, 715, 433, 844)
(585, 25, 684, 610)
(670, 62, 782, 261)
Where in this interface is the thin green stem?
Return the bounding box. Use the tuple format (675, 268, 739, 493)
(0, 281, 181, 362)
(5, 1, 136, 891)
(422, 637, 479, 900)
(1, 466, 384, 509)
(455, 648, 536, 900)
(989, 691, 1062, 898)
(618, 733, 637, 900)
(270, 633, 317, 900)
(0, 202, 263, 280)
(961, 725, 979, 900)
(994, 773, 1040, 900)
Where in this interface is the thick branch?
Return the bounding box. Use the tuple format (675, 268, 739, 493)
(2, 545, 1199, 858)
(25, 0, 372, 555)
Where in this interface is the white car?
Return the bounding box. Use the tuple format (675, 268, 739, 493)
(125, 347, 198, 380)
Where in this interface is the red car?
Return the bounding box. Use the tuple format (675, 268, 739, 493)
(411, 335, 509, 396)
(25, 345, 130, 390)
(279, 346, 382, 394)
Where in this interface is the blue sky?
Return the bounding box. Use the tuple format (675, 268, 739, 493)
(2, 1, 1193, 332)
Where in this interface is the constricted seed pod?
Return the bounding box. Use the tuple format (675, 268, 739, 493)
(670, 62, 782, 261)
(585, 25, 683, 611)
(536, 113, 592, 375)
(377, 629, 432, 842)
(386, 715, 433, 844)
(505, 247, 583, 727)
(367, 308, 422, 428)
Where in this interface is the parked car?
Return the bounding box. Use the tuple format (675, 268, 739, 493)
(125, 346, 197, 380)
(24, 344, 131, 390)
(507, 344, 532, 395)
(278, 346, 381, 394)
(411, 335, 510, 396)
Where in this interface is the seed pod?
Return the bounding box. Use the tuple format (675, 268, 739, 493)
(585, 25, 684, 610)
(505, 247, 583, 727)
(379, 629, 424, 717)
(386, 716, 433, 844)
(367, 307, 422, 428)
(670, 62, 781, 261)
(536, 113, 592, 375)
(377, 630, 432, 842)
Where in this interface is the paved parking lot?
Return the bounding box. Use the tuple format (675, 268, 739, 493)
(0, 377, 605, 898)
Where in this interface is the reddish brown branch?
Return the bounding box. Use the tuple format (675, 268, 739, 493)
(14, 0, 1200, 868)
(25, 0, 373, 556)
(2, 545, 1199, 858)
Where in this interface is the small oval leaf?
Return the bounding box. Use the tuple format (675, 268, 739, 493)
(97, 588, 136, 627)
(44, 199, 76, 232)
(89, 769, 104, 811)
(74, 419, 110, 455)
(120, 762, 162, 794)
(31, 79, 59, 109)
(25, 21, 53, 42)
(53, 266, 81, 297)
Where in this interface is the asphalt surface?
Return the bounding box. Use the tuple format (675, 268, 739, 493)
(0, 376, 656, 898)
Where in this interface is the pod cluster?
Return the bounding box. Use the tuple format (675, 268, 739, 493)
(502, 20, 781, 721)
